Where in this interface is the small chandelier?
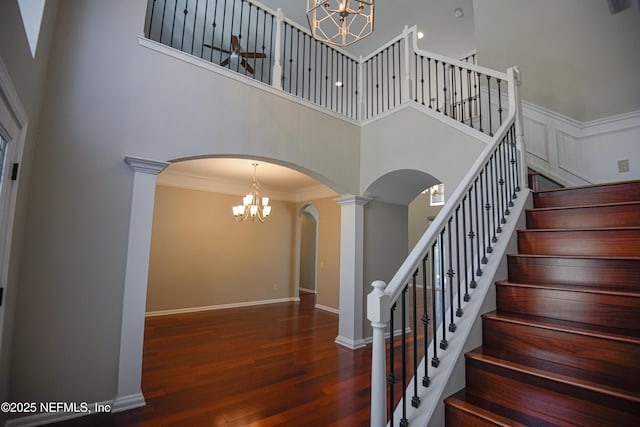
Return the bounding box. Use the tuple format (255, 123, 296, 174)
(306, 1, 374, 47)
(232, 163, 272, 223)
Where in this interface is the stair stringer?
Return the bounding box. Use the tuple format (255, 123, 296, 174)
(392, 190, 532, 427)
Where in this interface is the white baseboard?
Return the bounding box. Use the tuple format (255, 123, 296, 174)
(299, 287, 317, 294)
(315, 304, 339, 314)
(145, 297, 300, 317)
(111, 392, 145, 413)
(5, 398, 120, 427)
(334, 335, 367, 350)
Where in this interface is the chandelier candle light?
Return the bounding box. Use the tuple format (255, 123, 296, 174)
(306, 0, 374, 46)
(232, 163, 272, 223)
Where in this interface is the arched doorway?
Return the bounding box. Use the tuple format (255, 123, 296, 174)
(298, 204, 319, 296)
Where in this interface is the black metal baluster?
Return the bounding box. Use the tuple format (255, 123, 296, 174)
(510, 126, 518, 199)
(392, 43, 397, 107)
(237, 1, 245, 74)
(281, 24, 287, 87)
(434, 59, 440, 112)
(199, 0, 209, 57)
(431, 243, 439, 367)
(411, 271, 420, 409)
(376, 53, 381, 116)
(466, 69, 472, 127)
(159, 0, 168, 44)
(288, 25, 293, 92)
(388, 303, 396, 427)
(386, 48, 390, 111)
(421, 254, 430, 387)
(442, 61, 448, 116)
(398, 41, 402, 104)
(300, 31, 306, 98)
(480, 170, 489, 263)
(364, 60, 368, 119)
(420, 55, 425, 106)
(462, 195, 471, 299)
(319, 42, 324, 106)
(455, 207, 463, 317)
(439, 231, 448, 350)
(484, 165, 493, 254)
(267, 13, 273, 84)
(427, 57, 432, 109)
(458, 66, 464, 122)
(490, 152, 500, 238)
(190, 0, 198, 55)
(313, 39, 318, 103)
(473, 179, 483, 275)
(147, 0, 157, 38)
(451, 64, 457, 118)
(467, 190, 477, 289)
(259, 10, 266, 83)
(294, 29, 301, 93)
(477, 72, 483, 133)
(504, 130, 513, 207)
(498, 139, 508, 223)
(170, 0, 179, 47)
(401, 286, 409, 427)
(447, 219, 456, 333)
(414, 53, 418, 103)
(497, 78, 504, 127)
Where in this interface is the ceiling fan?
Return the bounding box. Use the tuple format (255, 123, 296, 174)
(203, 35, 267, 74)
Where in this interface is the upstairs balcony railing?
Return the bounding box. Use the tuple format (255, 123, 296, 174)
(144, 0, 508, 135)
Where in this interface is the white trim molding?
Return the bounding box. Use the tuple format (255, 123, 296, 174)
(520, 103, 640, 186)
(145, 297, 300, 317)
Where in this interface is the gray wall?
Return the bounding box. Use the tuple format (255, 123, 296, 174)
(0, 0, 58, 417)
(362, 200, 409, 339)
(473, 0, 640, 121)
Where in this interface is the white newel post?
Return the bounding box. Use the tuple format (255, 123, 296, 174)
(402, 25, 412, 103)
(114, 156, 168, 412)
(368, 280, 390, 427)
(508, 66, 527, 189)
(335, 195, 369, 349)
(272, 8, 284, 90)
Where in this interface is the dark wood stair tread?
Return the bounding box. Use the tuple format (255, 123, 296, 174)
(466, 346, 640, 405)
(527, 200, 640, 212)
(495, 280, 640, 299)
(483, 310, 640, 343)
(445, 389, 549, 427)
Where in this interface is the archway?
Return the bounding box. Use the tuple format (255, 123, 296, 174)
(297, 204, 319, 296)
(116, 154, 342, 408)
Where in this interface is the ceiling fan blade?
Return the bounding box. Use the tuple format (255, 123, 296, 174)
(220, 57, 230, 67)
(240, 52, 267, 59)
(203, 43, 231, 54)
(240, 59, 254, 74)
(231, 35, 239, 52)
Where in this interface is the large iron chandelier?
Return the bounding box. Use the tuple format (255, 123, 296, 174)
(232, 163, 272, 223)
(306, 1, 374, 47)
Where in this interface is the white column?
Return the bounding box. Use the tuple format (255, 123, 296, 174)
(368, 280, 390, 427)
(334, 195, 369, 349)
(113, 156, 168, 412)
(272, 8, 284, 90)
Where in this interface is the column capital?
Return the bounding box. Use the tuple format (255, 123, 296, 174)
(124, 156, 169, 175)
(334, 194, 371, 207)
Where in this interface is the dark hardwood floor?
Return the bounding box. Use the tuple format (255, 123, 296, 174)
(51, 294, 373, 427)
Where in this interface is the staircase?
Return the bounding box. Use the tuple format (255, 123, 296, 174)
(444, 179, 640, 426)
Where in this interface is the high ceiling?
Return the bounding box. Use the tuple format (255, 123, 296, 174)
(260, 0, 476, 58)
(162, 1, 476, 202)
